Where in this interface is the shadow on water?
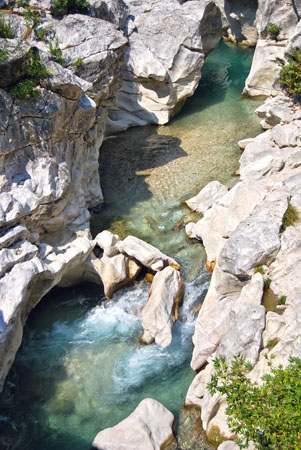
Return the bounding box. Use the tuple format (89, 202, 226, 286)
(91, 131, 187, 236)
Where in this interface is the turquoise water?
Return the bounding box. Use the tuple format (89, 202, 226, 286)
(0, 41, 262, 450)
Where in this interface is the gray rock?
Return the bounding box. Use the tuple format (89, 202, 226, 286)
(89, 0, 129, 28)
(94, 230, 120, 257)
(0, 240, 38, 277)
(0, 225, 30, 250)
(92, 398, 175, 450)
(186, 181, 228, 214)
(117, 235, 180, 271)
(0, 39, 32, 89)
(141, 266, 184, 348)
(218, 441, 240, 450)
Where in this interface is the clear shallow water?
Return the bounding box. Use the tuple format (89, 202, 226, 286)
(0, 41, 262, 450)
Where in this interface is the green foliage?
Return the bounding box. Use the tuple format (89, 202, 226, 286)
(22, 7, 42, 29)
(207, 355, 301, 450)
(279, 295, 286, 305)
(16, 0, 30, 6)
(0, 47, 8, 64)
(267, 23, 281, 40)
(49, 37, 67, 67)
(0, 14, 14, 38)
(70, 57, 83, 67)
(264, 277, 271, 291)
(255, 265, 265, 275)
(51, 0, 89, 16)
(266, 338, 279, 349)
(10, 79, 37, 99)
(282, 203, 300, 229)
(280, 49, 301, 98)
(10, 49, 49, 100)
(35, 25, 52, 41)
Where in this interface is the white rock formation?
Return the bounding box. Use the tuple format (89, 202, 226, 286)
(186, 181, 228, 214)
(92, 398, 175, 450)
(107, 0, 222, 132)
(141, 266, 184, 348)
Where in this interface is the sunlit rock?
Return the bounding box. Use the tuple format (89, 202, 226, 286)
(92, 398, 176, 450)
(141, 266, 184, 348)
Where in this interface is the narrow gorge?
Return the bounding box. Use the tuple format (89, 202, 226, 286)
(0, 1, 300, 449)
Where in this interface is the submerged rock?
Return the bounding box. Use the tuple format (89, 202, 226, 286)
(92, 398, 176, 450)
(141, 266, 184, 348)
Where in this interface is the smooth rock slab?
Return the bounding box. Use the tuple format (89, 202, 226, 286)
(92, 398, 175, 450)
(141, 266, 184, 348)
(117, 235, 180, 271)
(186, 181, 228, 214)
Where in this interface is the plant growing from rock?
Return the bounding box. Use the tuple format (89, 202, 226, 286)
(51, 0, 89, 17)
(35, 24, 53, 41)
(280, 49, 301, 99)
(49, 37, 67, 67)
(267, 23, 281, 41)
(10, 49, 49, 99)
(70, 57, 83, 67)
(278, 295, 286, 305)
(0, 46, 8, 64)
(22, 7, 42, 29)
(207, 355, 301, 450)
(0, 14, 14, 38)
(282, 203, 299, 229)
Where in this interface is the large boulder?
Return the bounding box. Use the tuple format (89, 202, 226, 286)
(117, 235, 180, 271)
(186, 181, 228, 214)
(92, 398, 176, 450)
(141, 266, 184, 348)
(107, 0, 222, 132)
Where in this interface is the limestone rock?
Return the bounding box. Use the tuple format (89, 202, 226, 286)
(107, 0, 222, 133)
(92, 398, 175, 450)
(217, 441, 240, 450)
(97, 253, 141, 298)
(94, 230, 120, 257)
(186, 181, 228, 214)
(89, 0, 129, 28)
(141, 266, 184, 348)
(0, 225, 30, 250)
(223, 0, 258, 45)
(117, 235, 180, 271)
(0, 39, 32, 89)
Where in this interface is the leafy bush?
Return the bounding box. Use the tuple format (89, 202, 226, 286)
(10, 79, 37, 99)
(264, 277, 271, 291)
(208, 356, 301, 450)
(278, 295, 286, 305)
(267, 23, 281, 40)
(282, 203, 300, 229)
(16, 0, 30, 6)
(70, 57, 83, 67)
(0, 14, 14, 38)
(51, 0, 89, 16)
(280, 49, 301, 98)
(35, 25, 53, 41)
(10, 49, 49, 100)
(49, 37, 67, 67)
(22, 7, 41, 29)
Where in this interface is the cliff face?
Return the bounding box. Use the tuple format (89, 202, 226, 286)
(0, 10, 127, 392)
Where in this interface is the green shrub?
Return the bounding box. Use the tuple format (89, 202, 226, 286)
(16, 0, 30, 6)
(280, 49, 301, 98)
(0, 47, 8, 64)
(25, 49, 50, 78)
(49, 37, 67, 67)
(10, 79, 37, 99)
(282, 203, 300, 229)
(255, 265, 265, 275)
(51, 0, 89, 16)
(266, 338, 280, 349)
(0, 14, 14, 38)
(264, 277, 271, 291)
(267, 23, 281, 40)
(35, 25, 52, 41)
(70, 57, 83, 67)
(278, 295, 286, 305)
(208, 355, 301, 450)
(22, 7, 41, 29)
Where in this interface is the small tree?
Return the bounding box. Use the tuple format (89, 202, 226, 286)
(267, 23, 281, 41)
(280, 49, 301, 99)
(207, 355, 301, 449)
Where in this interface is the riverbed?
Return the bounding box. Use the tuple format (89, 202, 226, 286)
(0, 41, 262, 450)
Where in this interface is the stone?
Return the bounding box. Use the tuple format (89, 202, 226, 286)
(216, 304, 266, 365)
(0, 39, 32, 89)
(96, 253, 141, 298)
(89, 0, 129, 28)
(255, 95, 293, 129)
(94, 230, 120, 257)
(217, 441, 240, 450)
(218, 194, 288, 279)
(243, 40, 286, 97)
(0, 240, 38, 278)
(186, 181, 228, 214)
(117, 235, 180, 271)
(92, 398, 175, 450)
(107, 0, 222, 133)
(223, 0, 258, 45)
(0, 225, 30, 250)
(141, 266, 184, 348)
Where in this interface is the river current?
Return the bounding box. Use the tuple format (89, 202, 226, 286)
(0, 41, 262, 450)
